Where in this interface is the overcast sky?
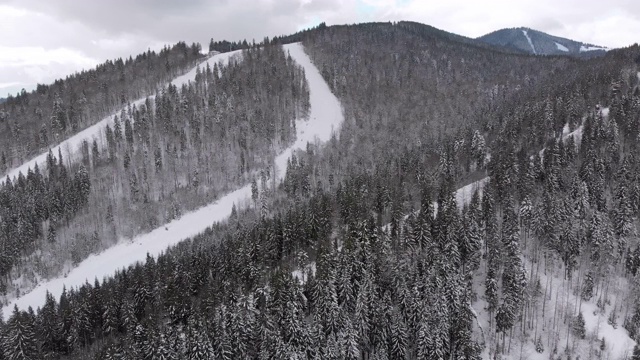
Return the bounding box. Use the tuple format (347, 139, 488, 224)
(1, 0, 639, 97)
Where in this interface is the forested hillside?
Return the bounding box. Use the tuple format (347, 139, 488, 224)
(0, 45, 309, 298)
(0, 42, 203, 172)
(1, 21, 640, 360)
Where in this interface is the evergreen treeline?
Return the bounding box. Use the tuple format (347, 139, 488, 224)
(0, 42, 203, 173)
(0, 150, 90, 292)
(0, 165, 487, 359)
(0, 45, 309, 294)
(299, 21, 578, 184)
(208, 39, 251, 53)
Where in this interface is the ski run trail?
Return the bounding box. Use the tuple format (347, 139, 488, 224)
(522, 29, 537, 55)
(2, 43, 344, 319)
(2, 50, 244, 185)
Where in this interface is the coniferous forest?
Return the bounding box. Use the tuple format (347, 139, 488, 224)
(1, 21, 640, 359)
(0, 44, 309, 288)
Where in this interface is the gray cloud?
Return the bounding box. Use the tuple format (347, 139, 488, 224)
(2, 0, 320, 50)
(0, 0, 638, 98)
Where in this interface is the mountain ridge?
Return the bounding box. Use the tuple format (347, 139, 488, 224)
(478, 26, 608, 57)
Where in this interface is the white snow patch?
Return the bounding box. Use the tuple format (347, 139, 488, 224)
(382, 176, 489, 233)
(170, 51, 242, 88)
(2, 43, 344, 319)
(564, 124, 583, 143)
(580, 45, 606, 52)
(476, 254, 635, 360)
(292, 262, 317, 285)
(522, 29, 537, 55)
(455, 177, 489, 209)
(555, 42, 569, 52)
(582, 299, 635, 360)
(1, 50, 242, 185)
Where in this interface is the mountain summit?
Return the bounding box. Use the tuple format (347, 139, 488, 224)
(478, 27, 607, 57)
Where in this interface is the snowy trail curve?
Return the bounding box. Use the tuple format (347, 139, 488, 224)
(3, 43, 344, 319)
(274, 43, 343, 180)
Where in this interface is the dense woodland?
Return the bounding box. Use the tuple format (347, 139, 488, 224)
(0, 42, 203, 172)
(0, 45, 309, 290)
(1, 22, 640, 359)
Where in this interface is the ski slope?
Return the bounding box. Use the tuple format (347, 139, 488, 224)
(555, 42, 569, 52)
(274, 43, 343, 180)
(2, 43, 344, 319)
(522, 30, 537, 55)
(1, 50, 242, 185)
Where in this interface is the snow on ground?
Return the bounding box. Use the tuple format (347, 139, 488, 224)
(381, 176, 489, 233)
(2, 93, 139, 183)
(536, 105, 609, 160)
(522, 30, 537, 55)
(560, 106, 608, 145)
(456, 177, 489, 208)
(537, 123, 583, 160)
(2, 43, 343, 319)
(292, 262, 317, 285)
(3, 185, 250, 319)
(476, 254, 635, 360)
(1, 50, 242, 185)
(582, 295, 635, 360)
(580, 45, 607, 52)
(170, 50, 242, 88)
(555, 42, 569, 52)
(274, 43, 344, 181)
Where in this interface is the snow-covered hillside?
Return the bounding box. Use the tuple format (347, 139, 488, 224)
(2, 43, 345, 319)
(2, 50, 243, 185)
(522, 29, 537, 55)
(477, 106, 636, 360)
(555, 42, 569, 52)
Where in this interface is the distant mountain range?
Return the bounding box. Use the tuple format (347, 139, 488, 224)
(478, 27, 608, 57)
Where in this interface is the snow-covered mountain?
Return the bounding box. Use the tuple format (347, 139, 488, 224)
(478, 27, 608, 57)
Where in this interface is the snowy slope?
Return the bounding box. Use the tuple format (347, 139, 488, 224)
(477, 258, 635, 360)
(555, 42, 569, 52)
(2, 43, 344, 319)
(1, 50, 242, 185)
(522, 30, 537, 55)
(455, 177, 489, 208)
(274, 43, 343, 180)
(477, 106, 635, 359)
(580, 45, 607, 52)
(3, 185, 250, 317)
